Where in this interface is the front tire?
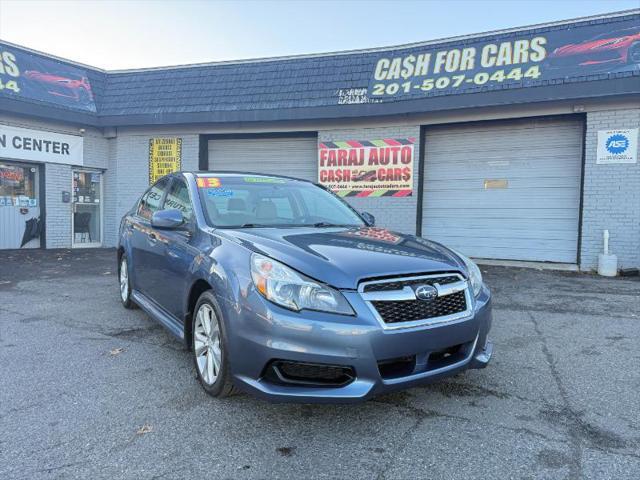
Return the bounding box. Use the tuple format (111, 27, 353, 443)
(192, 291, 236, 397)
(119, 256, 136, 309)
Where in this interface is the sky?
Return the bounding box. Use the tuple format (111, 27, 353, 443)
(0, 0, 638, 70)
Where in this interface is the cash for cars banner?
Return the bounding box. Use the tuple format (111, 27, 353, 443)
(0, 42, 97, 112)
(318, 138, 415, 197)
(368, 16, 639, 100)
(149, 138, 182, 184)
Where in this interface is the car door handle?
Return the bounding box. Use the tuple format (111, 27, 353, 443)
(148, 232, 159, 243)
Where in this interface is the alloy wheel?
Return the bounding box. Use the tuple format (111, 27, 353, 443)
(194, 303, 222, 385)
(120, 258, 129, 302)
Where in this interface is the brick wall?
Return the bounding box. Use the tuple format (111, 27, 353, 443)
(44, 163, 72, 248)
(83, 133, 109, 170)
(103, 134, 199, 246)
(318, 126, 420, 235)
(581, 109, 640, 270)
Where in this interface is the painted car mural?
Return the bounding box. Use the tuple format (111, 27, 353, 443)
(546, 27, 640, 68)
(0, 43, 97, 112)
(23, 70, 94, 105)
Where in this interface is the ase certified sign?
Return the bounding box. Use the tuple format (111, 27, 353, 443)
(0, 124, 83, 165)
(596, 128, 638, 165)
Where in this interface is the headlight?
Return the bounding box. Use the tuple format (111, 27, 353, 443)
(452, 250, 483, 297)
(250, 253, 354, 315)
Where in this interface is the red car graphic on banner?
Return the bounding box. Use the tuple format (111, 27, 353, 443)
(351, 170, 378, 183)
(546, 27, 640, 68)
(23, 70, 94, 104)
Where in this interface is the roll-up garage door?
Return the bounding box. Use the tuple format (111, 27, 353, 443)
(422, 117, 583, 263)
(208, 136, 318, 182)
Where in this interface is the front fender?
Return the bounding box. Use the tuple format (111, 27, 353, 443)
(182, 234, 251, 323)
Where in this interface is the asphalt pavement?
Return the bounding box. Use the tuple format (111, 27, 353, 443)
(1, 248, 639, 479)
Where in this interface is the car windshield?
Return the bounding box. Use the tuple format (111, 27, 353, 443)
(196, 175, 365, 228)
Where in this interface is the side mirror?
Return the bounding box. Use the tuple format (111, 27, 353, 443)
(151, 209, 184, 230)
(361, 211, 375, 226)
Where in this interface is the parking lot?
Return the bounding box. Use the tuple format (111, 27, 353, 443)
(1, 248, 639, 479)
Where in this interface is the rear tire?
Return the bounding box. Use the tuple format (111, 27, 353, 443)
(192, 291, 237, 398)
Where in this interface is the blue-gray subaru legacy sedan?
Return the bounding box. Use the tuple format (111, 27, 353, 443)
(117, 172, 493, 403)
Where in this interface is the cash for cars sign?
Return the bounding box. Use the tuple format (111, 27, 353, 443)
(367, 17, 639, 100)
(148, 138, 182, 184)
(318, 138, 415, 197)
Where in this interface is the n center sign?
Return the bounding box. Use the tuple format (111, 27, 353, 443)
(0, 124, 83, 165)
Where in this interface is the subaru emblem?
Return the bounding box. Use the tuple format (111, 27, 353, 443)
(414, 284, 438, 301)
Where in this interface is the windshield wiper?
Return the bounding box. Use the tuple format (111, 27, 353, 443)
(238, 223, 262, 228)
(311, 222, 355, 228)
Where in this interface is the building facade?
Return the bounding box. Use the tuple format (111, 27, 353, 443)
(0, 10, 638, 271)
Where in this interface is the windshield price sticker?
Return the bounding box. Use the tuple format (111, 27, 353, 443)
(197, 177, 221, 188)
(243, 177, 287, 184)
(206, 187, 234, 197)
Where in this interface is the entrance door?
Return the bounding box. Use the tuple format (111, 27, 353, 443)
(0, 161, 41, 250)
(72, 170, 102, 247)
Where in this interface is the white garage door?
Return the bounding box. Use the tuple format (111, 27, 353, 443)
(208, 136, 318, 182)
(422, 117, 583, 263)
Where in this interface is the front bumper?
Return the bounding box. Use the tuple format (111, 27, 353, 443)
(225, 284, 493, 403)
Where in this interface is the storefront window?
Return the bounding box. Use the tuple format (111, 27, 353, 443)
(0, 163, 38, 207)
(0, 162, 41, 249)
(73, 171, 101, 204)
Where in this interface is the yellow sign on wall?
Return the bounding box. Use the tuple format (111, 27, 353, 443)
(148, 138, 182, 184)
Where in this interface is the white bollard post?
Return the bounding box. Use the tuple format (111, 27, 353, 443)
(598, 229, 617, 277)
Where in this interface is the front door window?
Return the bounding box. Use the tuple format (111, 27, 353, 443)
(73, 171, 102, 246)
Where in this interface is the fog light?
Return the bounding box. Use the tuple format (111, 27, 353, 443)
(264, 360, 355, 387)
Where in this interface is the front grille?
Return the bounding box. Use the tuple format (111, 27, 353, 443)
(371, 290, 467, 324)
(363, 275, 459, 292)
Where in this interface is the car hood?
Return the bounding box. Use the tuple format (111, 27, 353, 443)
(220, 226, 466, 289)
